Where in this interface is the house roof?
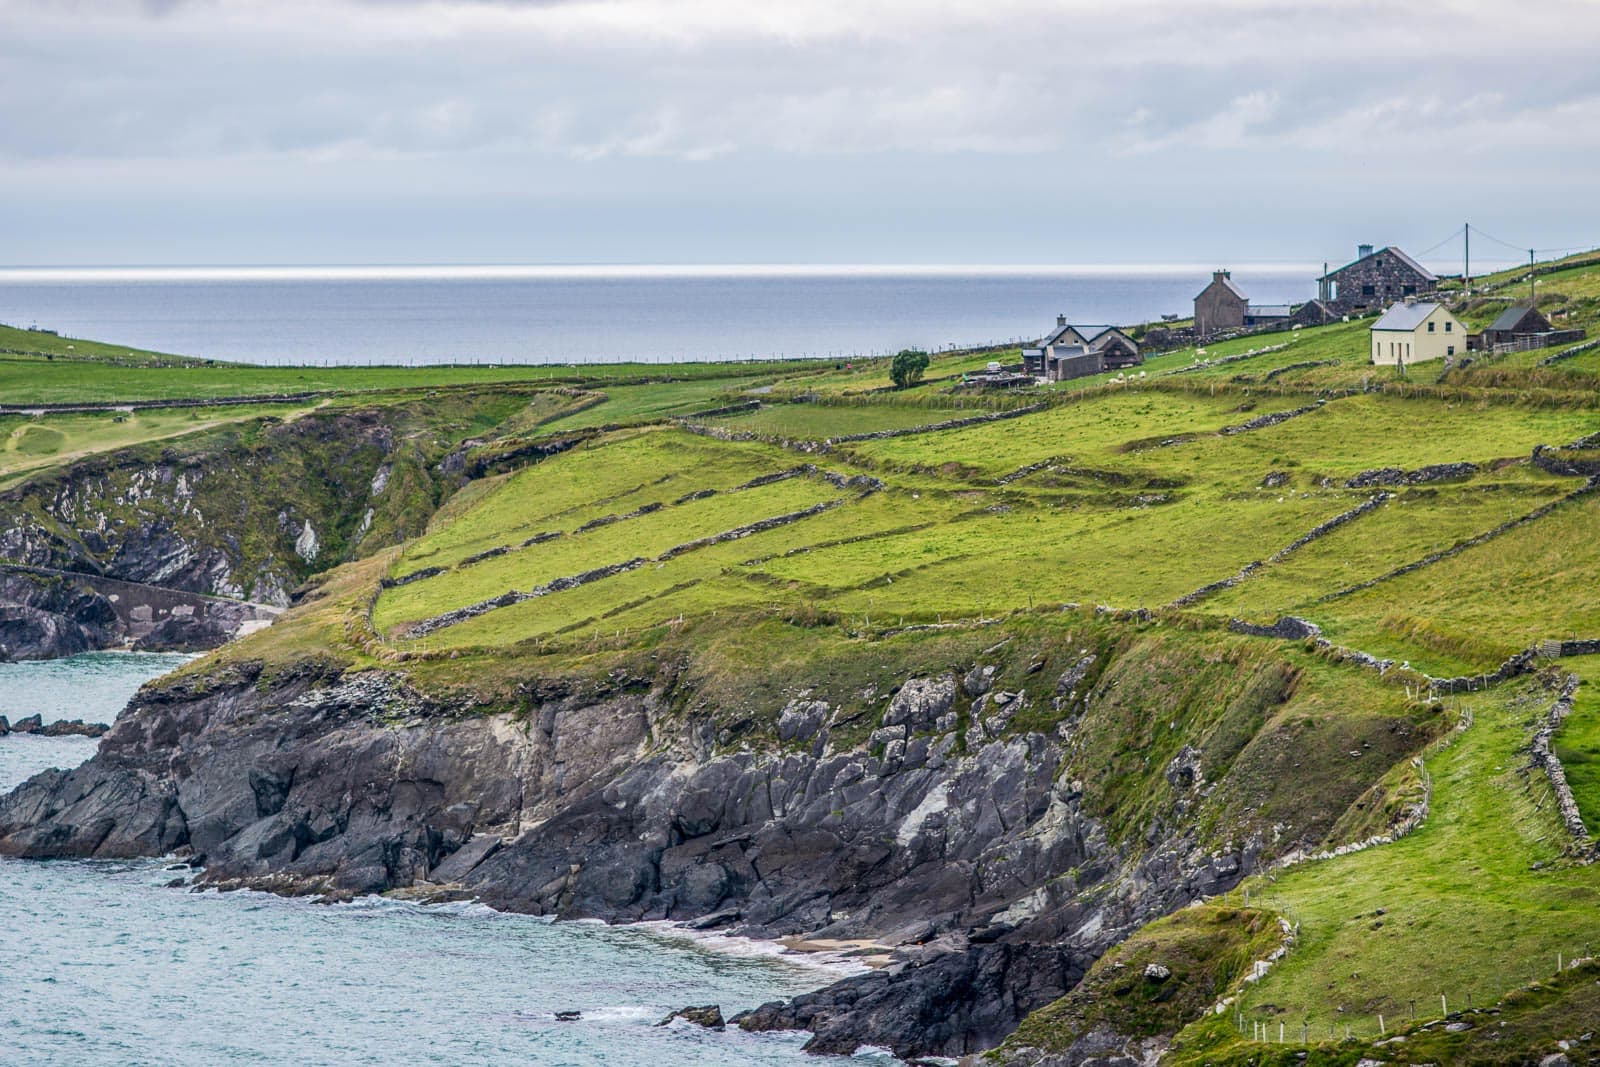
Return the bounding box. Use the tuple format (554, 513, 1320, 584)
(1321, 246, 1438, 283)
(1044, 323, 1120, 347)
(1248, 304, 1293, 318)
(1371, 301, 1448, 331)
(1198, 275, 1249, 301)
(1487, 305, 1548, 333)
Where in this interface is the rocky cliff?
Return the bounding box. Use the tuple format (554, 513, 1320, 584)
(0, 619, 1436, 1059)
(0, 395, 524, 660)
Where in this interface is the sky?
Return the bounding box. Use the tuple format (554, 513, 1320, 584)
(3, 0, 1599, 267)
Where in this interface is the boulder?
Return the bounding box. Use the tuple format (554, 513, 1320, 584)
(883, 676, 956, 732)
(777, 700, 828, 744)
(10, 714, 42, 734)
(658, 1004, 726, 1031)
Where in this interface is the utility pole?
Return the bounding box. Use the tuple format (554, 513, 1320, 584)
(1463, 223, 1470, 293)
(1530, 249, 1537, 306)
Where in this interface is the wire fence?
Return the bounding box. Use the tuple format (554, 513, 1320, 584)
(1220, 885, 1597, 1045)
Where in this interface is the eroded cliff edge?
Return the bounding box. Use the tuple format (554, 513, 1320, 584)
(0, 393, 530, 660)
(0, 618, 1439, 1059)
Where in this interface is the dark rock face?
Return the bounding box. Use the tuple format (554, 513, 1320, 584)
(658, 1004, 726, 1030)
(0, 567, 274, 661)
(35, 719, 111, 738)
(0, 570, 118, 660)
(737, 943, 1094, 1056)
(10, 714, 43, 734)
(0, 664, 1272, 1060)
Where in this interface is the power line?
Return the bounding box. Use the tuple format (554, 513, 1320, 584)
(1468, 226, 1533, 254)
(1532, 242, 1600, 256)
(1413, 226, 1465, 259)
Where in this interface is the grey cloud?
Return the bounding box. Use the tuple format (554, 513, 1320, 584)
(1, 0, 1597, 264)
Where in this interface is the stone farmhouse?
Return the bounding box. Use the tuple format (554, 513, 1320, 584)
(1022, 316, 1142, 382)
(1369, 301, 1464, 366)
(1192, 271, 1334, 338)
(1319, 245, 1437, 314)
(1193, 271, 1249, 336)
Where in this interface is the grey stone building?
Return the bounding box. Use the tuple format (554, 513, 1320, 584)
(1318, 245, 1437, 314)
(1193, 270, 1248, 336)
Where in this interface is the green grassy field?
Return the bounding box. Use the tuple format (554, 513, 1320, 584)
(0, 401, 328, 488)
(1189, 673, 1600, 1046)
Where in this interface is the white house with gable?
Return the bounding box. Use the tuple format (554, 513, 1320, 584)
(1369, 301, 1465, 367)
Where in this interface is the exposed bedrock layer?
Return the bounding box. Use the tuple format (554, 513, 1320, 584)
(0, 642, 1411, 1060)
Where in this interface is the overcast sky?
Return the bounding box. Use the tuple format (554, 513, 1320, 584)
(4, 0, 1598, 266)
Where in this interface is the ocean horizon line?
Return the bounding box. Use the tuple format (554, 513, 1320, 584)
(0, 262, 1338, 284)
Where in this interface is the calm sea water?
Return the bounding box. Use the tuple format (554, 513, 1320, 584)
(0, 654, 872, 1066)
(0, 265, 1314, 365)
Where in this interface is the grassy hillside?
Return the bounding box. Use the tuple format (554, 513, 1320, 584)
(9, 254, 1600, 1063)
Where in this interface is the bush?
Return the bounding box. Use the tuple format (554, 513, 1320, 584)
(890, 349, 930, 389)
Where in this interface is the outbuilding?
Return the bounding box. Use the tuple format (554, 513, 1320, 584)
(1369, 301, 1465, 366)
(1480, 305, 1551, 348)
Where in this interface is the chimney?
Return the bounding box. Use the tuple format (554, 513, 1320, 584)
(1358, 243, 1374, 259)
(1057, 314, 1067, 327)
(1213, 269, 1230, 282)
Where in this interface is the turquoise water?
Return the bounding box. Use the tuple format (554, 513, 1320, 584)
(0, 651, 195, 726)
(0, 654, 867, 1065)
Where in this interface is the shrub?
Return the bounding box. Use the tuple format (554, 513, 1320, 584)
(890, 349, 930, 389)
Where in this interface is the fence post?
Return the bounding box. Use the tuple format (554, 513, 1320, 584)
(1378, 1014, 1385, 1035)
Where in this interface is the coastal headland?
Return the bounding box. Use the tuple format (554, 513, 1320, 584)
(4, 253, 1600, 1064)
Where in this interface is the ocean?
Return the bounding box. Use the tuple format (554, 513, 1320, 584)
(0, 654, 873, 1066)
(0, 264, 1316, 365)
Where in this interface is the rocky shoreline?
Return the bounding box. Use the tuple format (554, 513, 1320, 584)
(0, 632, 1401, 1062)
(0, 714, 110, 738)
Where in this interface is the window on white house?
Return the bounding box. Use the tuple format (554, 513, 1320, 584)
(1445, 321, 1453, 332)
(1428, 322, 1436, 332)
